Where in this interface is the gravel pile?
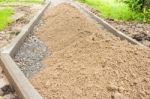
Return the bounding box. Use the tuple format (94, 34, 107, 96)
(30, 3, 150, 99)
(14, 35, 48, 77)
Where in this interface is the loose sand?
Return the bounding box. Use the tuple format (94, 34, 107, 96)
(31, 3, 150, 99)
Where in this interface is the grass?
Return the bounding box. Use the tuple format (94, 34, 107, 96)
(79, 0, 143, 21)
(0, 8, 14, 30)
(0, 0, 42, 31)
(0, 0, 43, 3)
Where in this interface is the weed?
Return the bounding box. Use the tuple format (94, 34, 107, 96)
(78, 0, 147, 21)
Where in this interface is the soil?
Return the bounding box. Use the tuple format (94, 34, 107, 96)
(31, 3, 150, 99)
(106, 19, 150, 47)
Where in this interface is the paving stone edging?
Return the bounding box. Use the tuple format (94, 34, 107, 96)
(0, 1, 51, 99)
(72, 2, 148, 48)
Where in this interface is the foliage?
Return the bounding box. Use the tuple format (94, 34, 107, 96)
(79, 0, 143, 21)
(124, 0, 144, 12)
(0, 0, 42, 31)
(0, 8, 14, 30)
(79, 0, 150, 22)
(143, 8, 150, 22)
(124, 0, 150, 22)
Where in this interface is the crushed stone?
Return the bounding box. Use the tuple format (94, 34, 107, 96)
(14, 35, 48, 78)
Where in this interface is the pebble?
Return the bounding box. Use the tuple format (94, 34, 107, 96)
(111, 92, 129, 99)
(14, 35, 48, 77)
(3, 93, 16, 99)
(1, 85, 15, 95)
(107, 84, 118, 92)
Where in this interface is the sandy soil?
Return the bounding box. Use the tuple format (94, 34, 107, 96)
(31, 3, 150, 99)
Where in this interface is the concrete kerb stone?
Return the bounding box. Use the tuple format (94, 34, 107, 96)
(72, 2, 148, 48)
(0, 1, 51, 99)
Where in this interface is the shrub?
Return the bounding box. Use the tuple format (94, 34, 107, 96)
(124, 0, 150, 22)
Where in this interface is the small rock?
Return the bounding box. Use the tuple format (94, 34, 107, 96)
(3, 93, 16, 99)
(107, 18, 114, 21)
(111, 92, 129, 99)
(107, 84, 118, 92)
(136, 24, 143, 28)
(132, 33, 147, 41)
(1, 85, 15, 95)
(12, 12, 25, 21)
(118, 87, 125, 93)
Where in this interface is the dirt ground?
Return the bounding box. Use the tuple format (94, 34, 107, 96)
(106, 19, 150, 47)
(31, 3, 150, 99)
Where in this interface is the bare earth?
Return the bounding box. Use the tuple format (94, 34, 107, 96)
(31, 3, 150, 99)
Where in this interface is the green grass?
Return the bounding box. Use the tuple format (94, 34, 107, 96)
(0, 8, 14, 30)
(79, 0, 143, 21)
(0, 0, 43, 3)
(0, 0, 42, 31)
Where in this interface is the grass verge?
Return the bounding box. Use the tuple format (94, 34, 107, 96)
(0, 8, 14, 30)
(79, 0, 143, 21)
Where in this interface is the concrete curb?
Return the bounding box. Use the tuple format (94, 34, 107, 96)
(0, 1, 51, 99)
(72, 2, 147, 48)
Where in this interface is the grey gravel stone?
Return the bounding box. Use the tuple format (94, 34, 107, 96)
(14, 35, 48, 78)
(3, 93, 17, 99)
